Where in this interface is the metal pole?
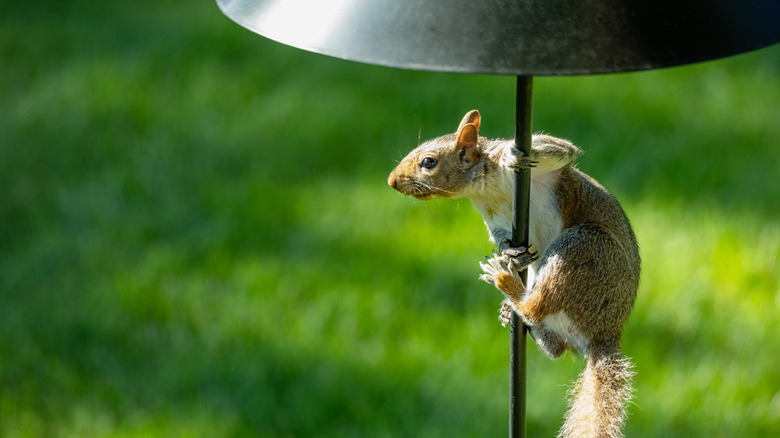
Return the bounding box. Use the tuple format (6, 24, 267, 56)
(510, 75, 533, 438)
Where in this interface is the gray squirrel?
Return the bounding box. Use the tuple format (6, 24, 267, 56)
(388, 110, 640, 438)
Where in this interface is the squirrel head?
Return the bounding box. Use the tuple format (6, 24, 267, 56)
(388, 110, 484, 200)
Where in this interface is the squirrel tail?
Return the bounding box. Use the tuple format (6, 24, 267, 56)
(557, 349, 635, 438)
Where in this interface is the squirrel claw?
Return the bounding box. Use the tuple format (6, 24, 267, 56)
(509, 148, 539, 171)
(510, 157, 538, 172)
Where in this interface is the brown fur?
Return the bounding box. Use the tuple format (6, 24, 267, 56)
(559, 350, 635, 438)
(389, 110, 640, 438)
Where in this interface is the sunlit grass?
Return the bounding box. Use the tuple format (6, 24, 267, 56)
(627, 201, 779, 437)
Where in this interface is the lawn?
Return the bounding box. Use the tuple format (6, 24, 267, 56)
(1, 1, 778, 437)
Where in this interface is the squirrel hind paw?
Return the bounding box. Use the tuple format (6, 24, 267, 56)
(480, 250, 512, 277)
(499, 300, 512, 327)
(481, 261, 526, 300)
(479, 257, 509, 286)
(478, 271, 497, 287)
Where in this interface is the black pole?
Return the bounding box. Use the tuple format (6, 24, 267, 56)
(510, 75, 533, 438)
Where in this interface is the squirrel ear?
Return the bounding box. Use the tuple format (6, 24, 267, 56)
(457, 110, 481, 133)
(456, 123, 480, 165)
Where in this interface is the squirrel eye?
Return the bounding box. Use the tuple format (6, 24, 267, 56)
(420, 157, 437, 169)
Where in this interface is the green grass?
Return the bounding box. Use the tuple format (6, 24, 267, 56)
(1, 1, 778, 436)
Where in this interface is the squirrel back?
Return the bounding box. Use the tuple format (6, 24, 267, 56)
(389, 110, 640, 438)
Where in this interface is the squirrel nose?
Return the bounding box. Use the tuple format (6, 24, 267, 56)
(387, 174, 398, 190)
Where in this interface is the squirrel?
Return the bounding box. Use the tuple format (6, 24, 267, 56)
(387, 110, 640, 438)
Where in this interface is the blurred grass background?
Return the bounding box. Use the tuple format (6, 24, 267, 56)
(1, 1, 778, 437)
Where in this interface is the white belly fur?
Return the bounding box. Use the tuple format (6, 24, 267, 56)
(471, 151, 586, 354)
(527, 169, 563, 258)
(543, 311, 589, 355)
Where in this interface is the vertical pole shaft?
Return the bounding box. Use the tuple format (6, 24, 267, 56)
(510, 75, 533, 438)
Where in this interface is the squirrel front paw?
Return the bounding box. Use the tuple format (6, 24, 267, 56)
(509, 147, 539, 172)
(500, 243, 539, 272)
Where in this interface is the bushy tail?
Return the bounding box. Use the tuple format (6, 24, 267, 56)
(557, 351, 635, 438)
